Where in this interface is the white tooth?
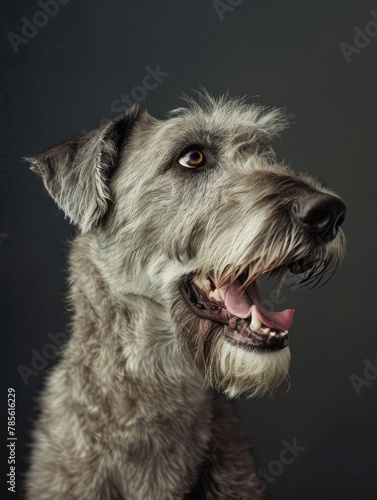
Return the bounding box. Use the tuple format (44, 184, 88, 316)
(280, 330, 289, 337)
(260, 327, 271, 335)
(270, 331, 276, 337)
(250, 308, 262, 331)
(209, 289, 222, 302)
(194, 276, 211, 292)
(193, 276, 222, 302)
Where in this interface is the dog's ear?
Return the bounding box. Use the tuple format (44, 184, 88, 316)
(27, 105, 140, 233)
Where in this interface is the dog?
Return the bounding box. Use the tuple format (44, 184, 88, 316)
(25, 92, 346, 499)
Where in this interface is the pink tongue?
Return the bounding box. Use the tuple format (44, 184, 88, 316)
(217, 278, 294, 331)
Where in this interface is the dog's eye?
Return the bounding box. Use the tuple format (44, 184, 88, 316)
(178, 149, 206, 168)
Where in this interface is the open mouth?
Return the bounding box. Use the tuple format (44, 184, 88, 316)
(181, 264, 302, 352)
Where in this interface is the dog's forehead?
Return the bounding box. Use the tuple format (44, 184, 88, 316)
(126, 101, 286, 169)
(162, 96, 289, 143)
(115, 96, 290, 189)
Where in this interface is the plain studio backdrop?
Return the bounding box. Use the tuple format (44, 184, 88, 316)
(1, 0, 376, 498)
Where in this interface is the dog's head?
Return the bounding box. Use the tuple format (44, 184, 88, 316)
(28, 92, 346, 398)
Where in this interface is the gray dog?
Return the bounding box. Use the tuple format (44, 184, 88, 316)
(26, 92, 346, 499)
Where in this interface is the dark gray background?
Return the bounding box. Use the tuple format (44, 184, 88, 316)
(1, 0, 377, 498)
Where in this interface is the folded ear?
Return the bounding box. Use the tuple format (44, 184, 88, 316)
(27, 105, 141, 233)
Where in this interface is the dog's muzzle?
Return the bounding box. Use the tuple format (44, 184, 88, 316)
(180, 192, 346, 353)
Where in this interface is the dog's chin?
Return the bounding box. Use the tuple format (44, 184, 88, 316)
(215, 338, 291, 398)
(174, 273, 292, 398)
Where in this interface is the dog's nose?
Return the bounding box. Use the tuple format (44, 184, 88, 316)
(297, 193, 346, 242)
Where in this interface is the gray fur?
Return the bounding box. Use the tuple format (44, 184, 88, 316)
(26, 91, 346, 499)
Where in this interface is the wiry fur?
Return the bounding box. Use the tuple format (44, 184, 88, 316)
(26, 91, 346, 499)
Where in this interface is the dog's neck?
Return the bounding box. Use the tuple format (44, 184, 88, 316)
(66, 233, 207, 415)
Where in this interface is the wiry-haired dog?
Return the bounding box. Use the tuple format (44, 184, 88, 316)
(26, 92, 346, 499)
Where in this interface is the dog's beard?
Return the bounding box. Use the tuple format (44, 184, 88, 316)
(216, 340, 291, 398)
(173, 300, 291, 398)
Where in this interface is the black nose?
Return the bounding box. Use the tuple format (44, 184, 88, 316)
(297, 193, 347, 242)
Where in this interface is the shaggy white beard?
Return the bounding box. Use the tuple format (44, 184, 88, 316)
(209, 339, 291, 398)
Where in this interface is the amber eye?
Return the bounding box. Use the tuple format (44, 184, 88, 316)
(178, 149, 206, 168)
